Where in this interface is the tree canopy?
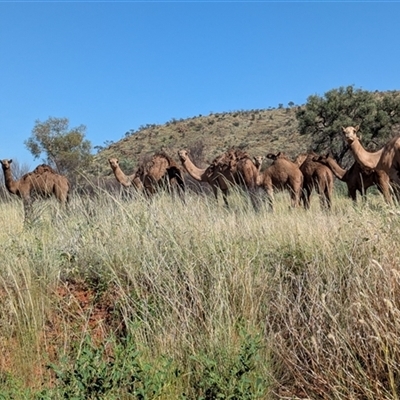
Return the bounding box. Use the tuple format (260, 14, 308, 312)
(25, 117, 93, 183)
(296, 86, 400, 163)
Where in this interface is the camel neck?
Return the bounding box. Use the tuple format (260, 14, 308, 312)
(325, 159, 347, 180)
(181, 158, 207, 182)
(2, 167, 18, 194)
(350, 139, 383, 170)
(113, 166, 131, 187)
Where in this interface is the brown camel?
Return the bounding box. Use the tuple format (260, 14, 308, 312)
(342, 125, 400, 203)
(108, 157, 144, 190)
(313, 154, 382, 202)
(109, 153, 185, 198)
(139, 152, 185, 197)
(178, 149, 230, 205)
(178, 148, 259, 207)
(258, 152, 303, 209)
(1, 159, 70, 219)
(294, 152, 334, 210)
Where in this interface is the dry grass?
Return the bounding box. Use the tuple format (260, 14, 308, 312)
(0, 188, 399, 398)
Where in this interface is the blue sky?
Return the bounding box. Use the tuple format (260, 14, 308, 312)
(1, 2, 399, 168)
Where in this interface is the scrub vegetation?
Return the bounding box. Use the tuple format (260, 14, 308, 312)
(0, 188, 399, 399)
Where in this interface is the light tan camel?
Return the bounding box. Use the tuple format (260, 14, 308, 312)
(294, 152, 334, 210)
(342, 125, 400, 202)
(178, 148, 260, 207)
(1, 159, 70, 219)
(313, 154, 381, 202)
(258, 152, 304, 209)
(108, 157, 143, 190)
(253, 155, 264, 172)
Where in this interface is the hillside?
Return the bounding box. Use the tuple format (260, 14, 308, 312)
(91, 106, 313, 178)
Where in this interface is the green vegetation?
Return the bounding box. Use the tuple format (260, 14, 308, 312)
(296, 86, 400, 163)
(0, 188, 399, 398)
(25, 117, 93, 184)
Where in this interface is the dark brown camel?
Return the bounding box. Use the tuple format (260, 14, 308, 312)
(313, 154, 382, 202)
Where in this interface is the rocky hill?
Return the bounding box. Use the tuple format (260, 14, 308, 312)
(91, 106, 313, 179)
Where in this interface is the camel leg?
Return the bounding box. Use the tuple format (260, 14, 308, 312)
(23, 197, 34, 223)
(174, 172, 186, 203)
(290, 189, 299, 208)
(222, 189, 229, 207)
(301, 187, 311, 209)
(265, 187, 274, 211)
(375, 171, 392, 204)
(320, 186, 331, 210)
(249, 187, 261, 211)
(348, 188, 358, 202)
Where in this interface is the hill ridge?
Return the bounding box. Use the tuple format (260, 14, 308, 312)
(92, 106, 313, 177)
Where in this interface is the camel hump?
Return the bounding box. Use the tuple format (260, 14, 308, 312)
(153, 151, 179, 169)
(33, 164, 58, 174)
(211, 148, 250, 168)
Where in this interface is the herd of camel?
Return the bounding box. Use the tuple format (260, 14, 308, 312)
(1, 126, 400, 219)
(108, 125, 400, 209)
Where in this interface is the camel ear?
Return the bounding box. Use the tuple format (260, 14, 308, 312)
(341, 126, 346, 132)
(354, 125, 360, 132)
(9, 159, 12, 164)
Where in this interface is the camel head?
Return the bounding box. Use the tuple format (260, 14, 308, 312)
(178, 150, 189, 162)
(0, 159, 12, 171)
(108, 157, 119, 171)
(266, 152, 288, 161)
(293, 153, 309, 167)
(253, 155, 264, 169)
(312, 153, 331, 164)
(342, 126, 360, 144)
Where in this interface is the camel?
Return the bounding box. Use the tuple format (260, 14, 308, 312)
(313, 154, 381, 202)
(294, 152, 334, 210)
(138, 152, 185, 198)
(342, 125, 400, 203)
(258, 152, 303, 209)
(1, 159, 70, 219)
(178, 149, 230, 205)
(108, 157, 144, 191)
(253, 155, 265, 173)
(178, 148, 259, 208)
(110, 153, 185, 198)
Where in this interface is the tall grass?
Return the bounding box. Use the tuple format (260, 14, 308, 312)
(0, 188, 399, 398)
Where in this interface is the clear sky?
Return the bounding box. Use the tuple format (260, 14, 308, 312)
(1, 1, 399, 168)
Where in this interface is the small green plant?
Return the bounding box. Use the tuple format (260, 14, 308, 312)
(47, 334, 177, 399)
(190, 329, 269, 399)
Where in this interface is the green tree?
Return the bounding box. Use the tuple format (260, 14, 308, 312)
(296, 86, 400, 163)
(25, 117, 93, 183)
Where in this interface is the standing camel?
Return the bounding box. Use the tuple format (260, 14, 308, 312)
(1, 159, 70, 219)
(140, 152, 185, 197)
(178, 148, 260, 208)
(342, 125, 400, 203)
(258, 152, 303, 210)
(109, 153, 185, 198)
(108, 158, 144, 191)
(294, 152, 334, 210)
(313, 154, 381, 202)
(178, 149, 230, 205)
